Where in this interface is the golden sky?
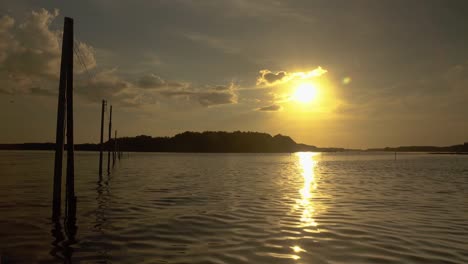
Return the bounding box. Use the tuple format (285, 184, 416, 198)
(0, 1, 467, 148)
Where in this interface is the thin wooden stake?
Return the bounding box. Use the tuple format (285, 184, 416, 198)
(107, 105, 112, 174)
(99, 100, 106, 176)
(117, 133, 121, 161)
(113, 130, 117, 166)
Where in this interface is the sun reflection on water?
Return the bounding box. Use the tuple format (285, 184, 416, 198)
(296, 152, 319, 228)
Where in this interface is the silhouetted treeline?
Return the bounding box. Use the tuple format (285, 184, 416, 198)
(2, 133, 466, 153)
(367, 142, 468, 153)
(0, 131, 326, 153)
(113, 131, 318, 153)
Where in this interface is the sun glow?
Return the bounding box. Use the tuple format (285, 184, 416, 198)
(292, 83, 319, 103)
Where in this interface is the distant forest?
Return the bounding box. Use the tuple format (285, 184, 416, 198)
(0, 131, 466, 153)
(0, 131, 342, 153)
(368, 143, 468, 153)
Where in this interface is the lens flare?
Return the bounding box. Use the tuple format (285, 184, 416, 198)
(342, 76, 352, 85)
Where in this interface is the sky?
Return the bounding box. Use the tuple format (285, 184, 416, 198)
(0, 0, 467, 148)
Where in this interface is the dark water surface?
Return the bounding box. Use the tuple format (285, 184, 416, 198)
(0, 151, 467, 263)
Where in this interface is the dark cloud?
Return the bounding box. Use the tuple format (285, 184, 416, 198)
(73, 69, 239, 108)
(194, 83, 238, 106)
(197, 90, 237, 106)
(258, 104, 282, 111)
(257, 70, 287, 85)
(256, 68, 327, 86)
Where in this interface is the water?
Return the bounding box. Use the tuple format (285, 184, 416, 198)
(0, 151, 467, 263)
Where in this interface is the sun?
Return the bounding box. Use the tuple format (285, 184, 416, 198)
(293, 82, 319, 103)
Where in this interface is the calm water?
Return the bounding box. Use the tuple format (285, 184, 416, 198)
(0, 151, 467, 263)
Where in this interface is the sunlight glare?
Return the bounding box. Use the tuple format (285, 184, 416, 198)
(291, 245, 306, 253)
(295, 152, 319, 228)
(293, 83, 319, 103)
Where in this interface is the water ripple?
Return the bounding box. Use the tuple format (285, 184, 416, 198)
(0, 151, 467, 263)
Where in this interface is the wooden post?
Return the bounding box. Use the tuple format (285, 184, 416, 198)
(113, 130, 117, 166)
(107, 105, 112, 174)
(99, 100, 106, 176)
(64, 17, 76, 226)
(117, 131, 121, 161)
(52, 17, 72, 220)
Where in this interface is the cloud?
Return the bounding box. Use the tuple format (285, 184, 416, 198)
(77, 71, 238, 108)
(160, 82, 238, 107)
(197, 83, 238, 106)
(137, 73, 187, 89)
(111, 88, 158, 108)
(1, 9, 60, 79)
(76, 68, 131, 102)
(258, 70, 287, 84)
(257, 104, 282, 111)
(0, 8, 97, 95)
(197, 89, 237, 106)
(74, 41, 97, 74)
(257, 67, 327, 86)
(212, 84, 232, 91)
(137, 73, 166, 88)
(0, 8, 239, 109)
(0, 15, 15, 63)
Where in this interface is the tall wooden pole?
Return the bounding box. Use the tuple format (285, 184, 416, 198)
(107, 105, 112, 174)
(99, 100, 106, 176)
(52, 17, 72, 220)
(65, 16, 76, 226)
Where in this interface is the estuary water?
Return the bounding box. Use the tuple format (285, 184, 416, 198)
(0, 151, 467, 263)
